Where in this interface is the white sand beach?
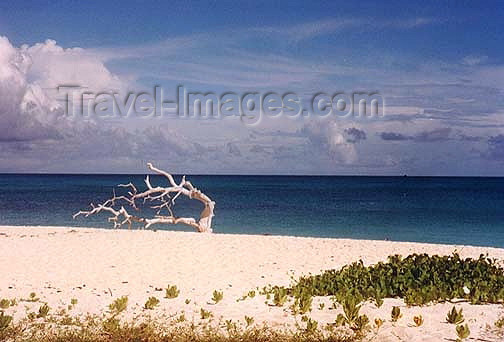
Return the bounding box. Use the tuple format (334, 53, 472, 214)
(1, 226, 504, 341)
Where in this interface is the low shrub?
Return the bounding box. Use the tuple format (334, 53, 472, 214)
(290, 253, 504, 305)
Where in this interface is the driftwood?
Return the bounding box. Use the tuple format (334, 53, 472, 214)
(74, 163, 215, 232)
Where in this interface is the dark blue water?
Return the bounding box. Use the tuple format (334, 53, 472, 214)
(0, 174, 503, 247)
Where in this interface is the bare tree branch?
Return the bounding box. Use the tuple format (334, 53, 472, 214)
(74, 163, 215, 232)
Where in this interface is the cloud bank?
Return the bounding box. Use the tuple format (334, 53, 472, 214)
(0, 25, 503, 175)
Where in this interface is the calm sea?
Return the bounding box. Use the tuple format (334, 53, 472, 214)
(0, 174, 503, 247)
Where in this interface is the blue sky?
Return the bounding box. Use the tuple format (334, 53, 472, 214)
(0, 1, 503, 175)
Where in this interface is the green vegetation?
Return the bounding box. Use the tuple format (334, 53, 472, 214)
(225, 319, 236, 333)
(496, 316, 504, 329)
(446, 306, 464, 324)
(165, 285, 180, 299)
(71, 298, 78, 305)
(292, 291, 313, 315)
(492, 316, 504, 338)
(374, 318, 383, 330)
(305, 318, 318, 334)
(335, 294, 369, 334)
(37, 304, 50, 318)
(0, 311, 13, 331)
(144, 297, 160, 310)
(237, 290, 257, 302)
(25, 292, 39, 302)
(200, 308, 212, 319)
(0, 299, 10, 309)
(456, 324, 470, 341)
(244, 315, 254, 327)
(108, 296, 128, 316)
(290, 253, 504, 306)
(212, 290, 224, 304)
(1, 253, 502, 341)
(272, 287, 288, 306)
(391, 306, 401, 322)
(0, 313, 357, 342)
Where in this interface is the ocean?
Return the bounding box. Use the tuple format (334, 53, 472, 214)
(0, 174, 503, 247)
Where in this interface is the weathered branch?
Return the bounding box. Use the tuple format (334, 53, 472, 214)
(74, 163, 215, 232)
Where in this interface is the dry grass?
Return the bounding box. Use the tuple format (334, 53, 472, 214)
(0, 314, 358, 342)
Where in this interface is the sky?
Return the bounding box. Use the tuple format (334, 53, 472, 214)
(0, 0, 503, 175)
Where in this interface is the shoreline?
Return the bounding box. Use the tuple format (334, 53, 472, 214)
(2, 224, 504, 250)
(1, 226, 504, 341)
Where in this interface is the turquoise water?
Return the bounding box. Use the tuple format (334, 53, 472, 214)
(0, 174, 503, 247)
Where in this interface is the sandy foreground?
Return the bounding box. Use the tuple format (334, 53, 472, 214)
(1, 226, 504, 341)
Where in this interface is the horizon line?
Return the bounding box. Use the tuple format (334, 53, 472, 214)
(0, 172, 503, 178)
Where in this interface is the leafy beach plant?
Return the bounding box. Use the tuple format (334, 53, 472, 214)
(291, 291, 313, 315)
(391, 306, 402, 322)
(200, 308, 212, 319)
(165, 285, 180, 299)
(108, 296, 128, 316)
(144, 297, 160, 310)
(37, 304, 50, 318)
(456, 324, 470, 341)
(287, 253, 504, 306)
(374, 318, 384, 330)
(26, 292, 39, 302)
(446, 306, 464, 324)
(0, 300, 10, 310)
(272, 287, 288, 306)
(0, 311, 13, 331)
(212, 290, 223, 304)
(335, 294, 369, 334)
(244, 315, 254, 327)
(305, 318, 318, 334)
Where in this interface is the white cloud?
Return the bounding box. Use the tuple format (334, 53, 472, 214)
(22, 39, 123, 91)
(461, 55, 488, 66)
(256, 17, 437, 42)
(0, 36, 130, 142)
(0, 36, 211, 172)
(0, 36, 60, 141)
(1, 24, 503, 175)
(301, 120, 362, 164)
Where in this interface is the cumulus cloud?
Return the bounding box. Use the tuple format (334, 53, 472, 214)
(0, 36, 215, 172)
(22, 39, 123, 91)
(0, 36, 127, 143)
(1, 27, 503, 175)
(301, 121, 364, 164)
(0, 37, 61, 141)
